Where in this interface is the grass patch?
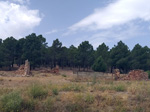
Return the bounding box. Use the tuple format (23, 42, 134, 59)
(91, 74, 97, 86)
(93, 83, 127, 92)
(28, 83, 48, 99)
(114, 84, 126, 92)
(22, 98, 35, 111)
(0, 91, 23, 112)
(52, 88, 59, 95)
(62, 74, 67, 77)
(62, 84, 85, 92)
(84, 94, 95, 104)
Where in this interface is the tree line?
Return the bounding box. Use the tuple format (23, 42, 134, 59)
(0, 33, 150, 73)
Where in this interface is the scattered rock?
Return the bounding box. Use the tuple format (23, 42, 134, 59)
(121, 70, 148, 80)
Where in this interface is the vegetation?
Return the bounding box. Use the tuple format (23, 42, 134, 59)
(92, 56, 107, 72)
(0, 33, 150, 73)
(52, 88, 59, 95)
(29, 83, 48, 99)
(0, 91, 23, 112)
(0, 74, 150, 112)
(146, 71, 150, 79)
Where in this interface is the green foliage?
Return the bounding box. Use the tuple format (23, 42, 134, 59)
(92, 56, 107, 72)
(110, 41, 130, 73)
(52, 88, 59, 95)
(130, 45, 150, 71)
(23, 33, 47, 68)
(78, 41, 94, 70)
(0, 32, 150, 72)
(96, 43, 109, 65)
(68, 45, 78, 68)
(29, 83, 48, 99)
(0, 91, 23, 112)
(146, 71, 150, 79)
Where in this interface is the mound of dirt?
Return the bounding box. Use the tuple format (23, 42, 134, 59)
(121, 70, 148, 80)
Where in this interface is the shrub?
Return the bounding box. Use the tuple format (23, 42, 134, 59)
(0, 91, 23, 112)
(52, 88, 59, 95)
(29, 83, 48, 99)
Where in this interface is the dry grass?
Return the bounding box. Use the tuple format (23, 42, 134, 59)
(0, 70, 150, 112)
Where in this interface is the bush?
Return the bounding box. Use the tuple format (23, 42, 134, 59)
(29, 83, 48, 99)
(0, 91, 23, 112)
(52, 88, 59, 95)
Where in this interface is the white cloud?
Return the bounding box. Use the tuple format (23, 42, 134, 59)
(12, 0, 30, 4)
(0, 1, 41, 39)
(72, 21, 146, 48)
(45, 29, 58, 35)
(88, 23, 140, 48)
(70, 0, 150, 31)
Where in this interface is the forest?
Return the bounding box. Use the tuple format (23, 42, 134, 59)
(0, 33, 150, 73)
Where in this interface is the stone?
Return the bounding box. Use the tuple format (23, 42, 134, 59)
(24, 60, 31, 76)
(114, 69, 120, 80)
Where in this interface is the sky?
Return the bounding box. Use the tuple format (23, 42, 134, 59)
(0, 0, 150, 49)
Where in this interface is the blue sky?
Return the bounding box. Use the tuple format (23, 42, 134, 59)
(0, 0, 150, 49)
